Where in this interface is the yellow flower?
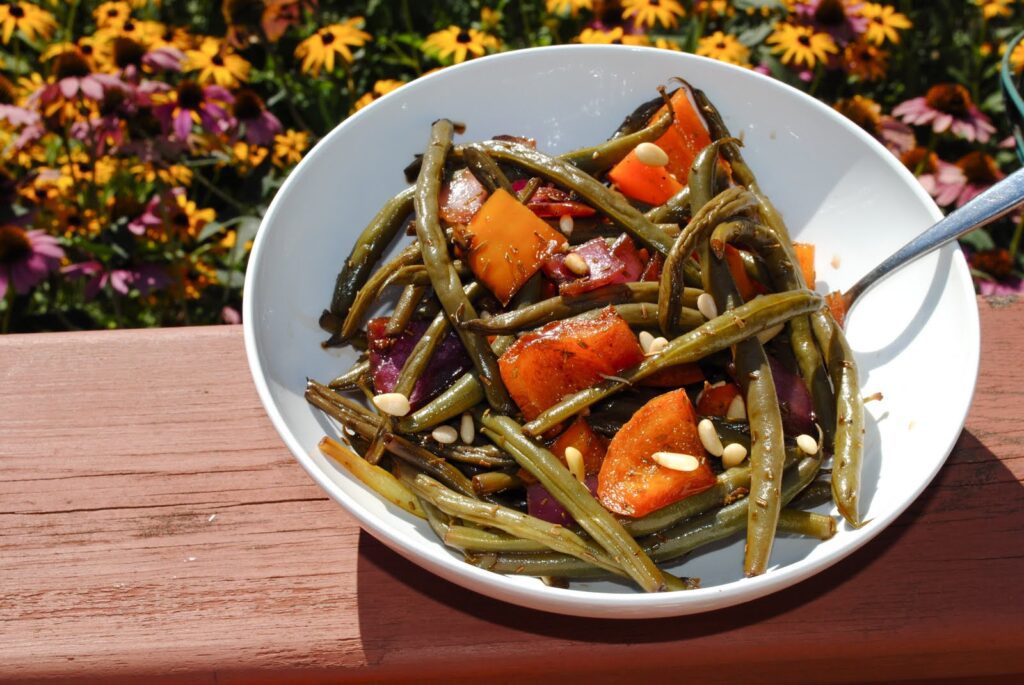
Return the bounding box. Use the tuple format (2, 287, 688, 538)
(294, 18, 371, 76)
(166, 192, 216, 241)
(230, 141, 268, 174)
(654, 37, 682, 51)
(766, 22, 837, 69)
(973, 0, 1014, 20)
(859, 3, 912, 46)
(695, 0, 734, 18)
(353, 79, 406, 111)
(545, 0, 593, 16)
(52, 206, 103, 239)
(273, 129, 310, 167)
(696, 31, 750, 67)
(480, 7, 501, 31)
(576, 27, 648, 46)
(842, 40, 888, 81)
(0, 2, 57, 44)
(93, 1, 132, 29)
(1011, 40, 1024, 73)
(422, 26, 499, 65)
(621, 0, 685, 30)
(833, 95, 882, 137)
(185, 37, 251, 88)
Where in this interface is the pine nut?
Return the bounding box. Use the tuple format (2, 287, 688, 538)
(651, 451, 701, 472)
(564, 446, 586, 483)
(638, 330, 655, 354)
(460, 412, 475, 444)
(796, 433, 819, 455)
(658, 223, 681, 237)
(646, 336, 669, 355)
(722, 442, 748, 468)
(373, 392, 410, 416)
(697, 292, 718, 320)
(635, 142, 669, 167)
(726, 394, 746, 421)
(431, 425, 458, 444)
(559, 214, 574, 236)
(697, 419, 724, 457)
(563, 252, 589, 276)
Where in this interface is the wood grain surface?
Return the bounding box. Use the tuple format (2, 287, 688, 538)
(1, 297, 1023, 684)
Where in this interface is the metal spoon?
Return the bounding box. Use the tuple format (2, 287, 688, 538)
(842, 166, 1024, 311)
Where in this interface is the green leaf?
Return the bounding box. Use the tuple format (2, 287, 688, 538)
(959, 228, 995, 252)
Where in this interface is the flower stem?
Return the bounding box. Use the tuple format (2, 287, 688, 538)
(2, 269, 14, 335)
(1009, 211, 1024, 268)
(191, 168, 249, 213)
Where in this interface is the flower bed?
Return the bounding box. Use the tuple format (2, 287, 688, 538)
(0, 0, 1020, 332)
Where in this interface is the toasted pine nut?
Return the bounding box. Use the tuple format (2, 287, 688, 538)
(651, 451, 701, 472)
(559, 214, 574, 237)
(431, 425, 458, 444)
(635, 142, 669, 167)
(646, 336, 669, 355)
(722, 442, 748, 468)
(697, 292, 718, 320)
(564, 252, 589, 276)
(697, 419, 724, 457)
(460, 412, 475, 444)
(658, 223, 681, 238)
(796, 433, 819, 455)
(565, 446, 586, 483)
(726, 394, 746, 421)
(373, 392, 410, 417)
(638, 330, 655, 354)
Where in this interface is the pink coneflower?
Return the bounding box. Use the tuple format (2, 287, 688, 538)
(953, 151, 1004, 207)
(833, 95, 915, 155)
(892, 83, 997, 143)
(901, 147, 966, 207)
(232, 88, 281, 145)
(63, 260, 169, 299)
(794, 0, 868, 45)
(31, 49, 123, 104)
(152, 80, 234, 141)
(0, 226, 64, 299)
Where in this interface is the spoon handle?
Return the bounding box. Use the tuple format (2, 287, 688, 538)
(843, 165, 1024, 309)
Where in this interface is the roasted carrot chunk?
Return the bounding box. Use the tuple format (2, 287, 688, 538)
(825, 290, 847, 328)
(696, 381, 742, 417)
(597, 388, 716, 518)
(607, 152, 684, 206)
(793, 242, 816, 287)
(498, 307, 644, 420)
(552, 417, 608, 476)
(639, 362, 704, 388)
(461, 188, 567, 304)
(724, 244, 760, 301)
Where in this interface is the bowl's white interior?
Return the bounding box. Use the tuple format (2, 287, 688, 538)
(243, 46, 979, 618)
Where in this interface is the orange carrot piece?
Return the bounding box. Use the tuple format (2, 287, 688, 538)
(607, 153, 684, 206)
(552, 417, 608, 476)
(598, 388, 716, 518)
(639, 362, 704, 388)
(461, 188, 567, 305)
(724, 244, 760, 301)
(825, 290, 847, 328)
(793, 242, 816, 287)
(696, 381, 742, 417)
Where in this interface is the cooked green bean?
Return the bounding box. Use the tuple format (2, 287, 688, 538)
(788, 480, 834, 510)
(340, 241, 422, 342)
(810, 308, 864, 527)
(645, 185, 691, 225)
(322, 186, 415, 340)
(437, 443, 515, 469)
(559, 95, 675, 175)
(328, 358, 370, 391)
(576, 302, 704, 331)
(385, 285, 429, 335)
(319, 436, 425, 518)
(383, 432, 477, 498)
(416, 493, 453, 540)
(516, 176, 542, 203)
(481, 413, 675, 593)
(777, 509, 836, 540)
(463, 145, 516, 194)
(524, 289, 823, 436)
(443, 524, 548, 553)
(384, 261, 470, 287)
(466, 140, 676, 255)
(414, 119, 514, 414)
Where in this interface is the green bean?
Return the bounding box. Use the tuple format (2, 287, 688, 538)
(444, 524, 548, 553)
(467, 453, 821, 579)
(788, 480, 834, 510)
(777, 509, 836, 540)
(463, 145, 516, 194)
(610, 92, 665, 137)
(384, 261, 471, 287)
(578, 302, 704, 331)
(472, 471, 523, 496)
(524, 289, 823, 436)
(383, 432, 477, 498)
(559, 95, 675, 175)
(339, 241, 422, 343)
(481, 413, 673, 593)
(414, 119, 514, 414)
(318, 437, 426, 518)
(397, 334, 516, 433)
(385, 285, 429, 335)
(466, 140, 676, 255)
(415, 494, 453, 541)
(810, 308, 864, 527)
(328, 358, 370, 391)
(409, 472, 624, 575)
(645, 185, 691, 225)
(516, 176, 542, 203)
(436, 443, 515, 469)
(322, 186, 415, 340)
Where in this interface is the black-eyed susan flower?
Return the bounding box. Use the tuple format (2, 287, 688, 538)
(422, 26, 499, 65)
(621, 0, 685, 30)
(94, 1, 132, 29)
(230, 140, 269, 175)
(185, 37, 251, 88)
(1011, 40, 1024, 72)
(973, 0, 1014, 20)
(695, 0, 734, 19)
(833, 94, 913, 154)
(151, 80, 235, 141)
(892, 83, 996, 143)
(0, 1, 57, 44)
(697, 31, 751, 67)
(859, 3, 911, 45)
(353, 79, 405, 111)
(480, 7, 501, 31)
(545, 0, 594, 16)
(842, 40, 887, 80)
(272, 129, 309, 167)
(295, 18, 371, 76)
(654, 37, 682, 51)
(766, 22, 838, 69)
(793, 0, 868, 45)
(232, 88, 281, 145)
(576, 26, 648, 46)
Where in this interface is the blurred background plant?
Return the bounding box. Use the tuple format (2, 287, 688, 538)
(0, 0, 1021, 332)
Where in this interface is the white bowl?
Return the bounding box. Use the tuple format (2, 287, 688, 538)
(243, 46, 979, 618)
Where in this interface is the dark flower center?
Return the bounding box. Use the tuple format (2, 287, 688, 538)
(798, 34, 811, 47)
(99, 87, 127, 116)
(223, 0, 264, 25)
(172, 211, 190, 228)
(177, 80, 204, 110)
(716, 41, 727, 49)
(10, 5, 25, 19)
(611, 38, 622, 44)
(321, 30, 335, 45)
(122, 20, 136, 32)
(232, 89, 263, 120)
(113, 37, 146, 68)
(0, 225, 32, 265)
(970, 248, 1012, 278)
(66, 212, 82, 227)
(834, 98, 881, 136)
(53, 52, 91, 80)
(107, 8, 119, 17)
(212, 54, 225, 66)
(957, 151, 1000, 184)
(900, 147, 936, 175)
(651, 0, 661, 5)
(81, 44, 94, 56)
(925, 83, 972, 117)
(456, 30, 472, 43)
(0, 74, 15, 105)
(814, 0, 847, 26)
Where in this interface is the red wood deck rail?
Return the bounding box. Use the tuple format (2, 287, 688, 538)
(2, 296, 1023, 684)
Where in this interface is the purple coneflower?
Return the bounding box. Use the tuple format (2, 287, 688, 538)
(232, 88, 281, 145)
(953, 151, 1004, 207)
(0, 225, 64, 299)
(152, 80, 235, 141)
(31, 49, 123, 104)
(901, 147, 966, 207)
(892, 83, 996, 143)
(794, 0, 868, 46)
(63, 260, 169, 299)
